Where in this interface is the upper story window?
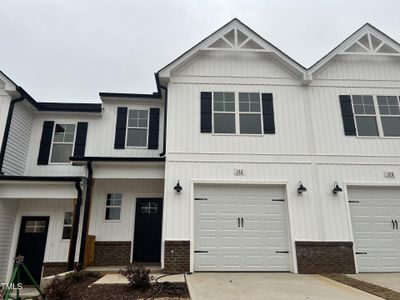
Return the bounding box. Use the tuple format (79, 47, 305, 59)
(51, 124, 76, 163)
(213, 92, 236, 133)
(239, 93, 262, 134)
(212, 92, 263, 135)
(105, 193, 122, 221)
(127, 109, 149, 147)
(351, 95, 400, 137)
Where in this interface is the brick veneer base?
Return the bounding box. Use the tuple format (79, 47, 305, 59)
(42, 262, 68, 277)
(164, 240, 190, 273)
(93, 241, 131, 266)
(296, 241, 356, 274)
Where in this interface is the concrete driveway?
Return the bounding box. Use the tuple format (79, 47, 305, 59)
(348, 273, 400, 293)
(186, 273, 382, 300)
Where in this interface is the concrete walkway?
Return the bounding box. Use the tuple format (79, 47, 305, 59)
(348, 273, 400, 293)
(186, 273, 382, 300)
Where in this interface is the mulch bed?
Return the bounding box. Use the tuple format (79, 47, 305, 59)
(45, 273, 190, 300)
(322, 274, 400, 300)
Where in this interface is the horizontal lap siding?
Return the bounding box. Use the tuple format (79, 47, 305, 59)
(0, 199, 17, 282)
(3, 102, 33, 175)
(0, 95, 11, 147)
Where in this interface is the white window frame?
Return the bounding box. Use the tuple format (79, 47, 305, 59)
(62, 212, 73, 240)
(211, 92, 264, 136)
(376, 95, 400, 137)
(104, 192, 123, 222)
(125, 108, 150, 148)
(238, 92, 263, 135)
(49, 123, 77, 164)
(350, 94, 400, 138)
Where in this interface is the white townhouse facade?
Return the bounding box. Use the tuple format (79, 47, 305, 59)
(1, 19, 400, 283)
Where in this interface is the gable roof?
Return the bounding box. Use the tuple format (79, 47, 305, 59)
(308, 23, 400, 76)
(157, 18, 307, 80)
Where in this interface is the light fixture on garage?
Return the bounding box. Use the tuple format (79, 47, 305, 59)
(174, 180, 183, 193)
(297, 181, 307, 194)
(332, 181, 343, 194)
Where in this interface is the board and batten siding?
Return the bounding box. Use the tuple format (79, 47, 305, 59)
(313, 55, 400, 81)
(85, 101, 164, 157)
(166, 83, 311, 155)
(0, 199, 18, 282)
(89, 179, 164, 241)
(2, 102, 34, 175)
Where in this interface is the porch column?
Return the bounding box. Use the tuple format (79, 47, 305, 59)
(67, 181, 83, 270)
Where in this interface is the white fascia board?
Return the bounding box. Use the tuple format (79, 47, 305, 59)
(308, 24, 400, 76)
(158, 19, 306, 80)
(0, 181, 77, 199)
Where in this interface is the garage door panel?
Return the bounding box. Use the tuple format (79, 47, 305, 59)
(194, 184, 290, 272)
(349, 187, 400, 272)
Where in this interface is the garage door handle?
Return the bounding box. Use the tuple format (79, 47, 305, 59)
(392, 220, 396, 230)
(395, 220, 399, 230)
(355, 252, 368, 255)
(241, 217, 244, 228)
(238, 218, 240, 228)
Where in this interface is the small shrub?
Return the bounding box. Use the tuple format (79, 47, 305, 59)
(120, 264, 151, 290)
(43, 275, 72, 300)
(65, 271, 100, 283)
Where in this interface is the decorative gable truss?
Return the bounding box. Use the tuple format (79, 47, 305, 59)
(206, 28, 265, 51)
(342, 32, 400, 56)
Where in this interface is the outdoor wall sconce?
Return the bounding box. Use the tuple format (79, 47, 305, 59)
(174, 180, 182, 193)
(332, 181, 343, 194)
(297, 181, 307, 194)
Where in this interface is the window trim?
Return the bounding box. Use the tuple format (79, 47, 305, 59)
(125, 108, 150, 148)
(104, 192, 123, 222)
(211, 91, 264, 136)
(350, 94, 400, 138)
(61, 211, 73, 240)
(49, 123, 77, 165)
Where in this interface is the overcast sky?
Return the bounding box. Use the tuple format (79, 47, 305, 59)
(1, 0, 399, 103)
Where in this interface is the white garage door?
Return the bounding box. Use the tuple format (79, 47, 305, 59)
(349, 187, 400, 272)
(194, 184, 290, 271)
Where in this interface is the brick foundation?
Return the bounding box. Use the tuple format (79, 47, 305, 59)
(93, 241, 131, 266)
(164, 240, 190, 273)
(295, 241, 356, 274)
(42, 262, 68, 277)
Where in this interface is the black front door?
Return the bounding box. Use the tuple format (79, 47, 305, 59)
(15, 216, 49, 284)
(133, 198, 163, 262)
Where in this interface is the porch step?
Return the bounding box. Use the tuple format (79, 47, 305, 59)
(85, 264, 162, 274)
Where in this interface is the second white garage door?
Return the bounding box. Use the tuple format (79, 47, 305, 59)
(194, 184, 290, 271)
(349, 187, 400, 272)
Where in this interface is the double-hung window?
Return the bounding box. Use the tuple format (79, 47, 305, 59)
(352, 95, 379, 136)
(377, 96, 400, 137)
(62, 212, 73, 240)
(238, 93, 262, 134)
(105, 193, 122, 221)
(127, 109, 149, 147)
(351, 95, 400, 137)
(213, 92, 236, 134)
(51, 124, 76, 163)
(212, 92, 263, 134)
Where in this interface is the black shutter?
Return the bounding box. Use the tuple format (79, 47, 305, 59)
(200, 92, 212, 133)
(114, 107, 127, 149)
(37, 121, 54, 165)
(148, 108, 160, 149)
(73, 122, 88, 157)
(262, 93, 275, 134)
(339, 95, 357, 136)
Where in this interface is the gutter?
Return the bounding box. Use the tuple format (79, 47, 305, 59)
(78, 161, 93, 268)
(68, 181, 83, 270)
(0, 86, 26, 174)
(157, 73, 168, 157)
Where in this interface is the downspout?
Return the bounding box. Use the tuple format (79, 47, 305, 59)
(78, 160, 93, 268)
(0, 87, 25, 174)
(159, 84, 168, 157)
(67, 180, 83, 270)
